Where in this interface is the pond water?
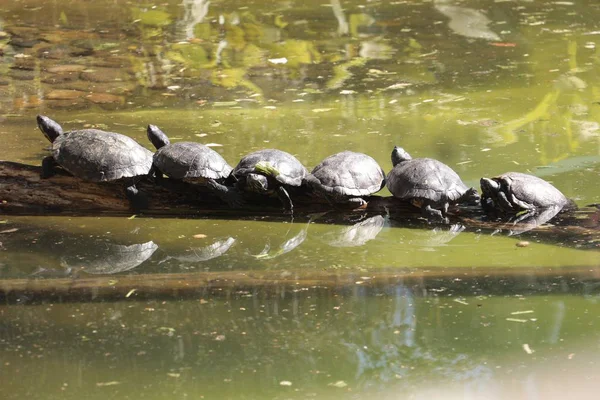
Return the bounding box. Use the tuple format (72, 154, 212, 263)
(1, 0, 600, 398)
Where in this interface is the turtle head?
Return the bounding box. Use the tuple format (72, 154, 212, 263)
(246, 173, 269, 194)
(479, 177, 501, 197)
(147, 124, 170, 150)
(37, 115, 63, 143)
(480, 176, 514, 211)
(391, 146, 412, 167)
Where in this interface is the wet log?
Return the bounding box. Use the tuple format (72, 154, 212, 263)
(1, 160, 600, 249)
(2, 266, 600, 303)
(0, 160, 412, 216)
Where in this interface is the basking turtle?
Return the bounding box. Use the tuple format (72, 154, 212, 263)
(37, 115, 153, 208)
(147, 124, 242, 207)
(232, 149, 308, 211)
(303, 151, 386, 207)
(386, 146, 479, 223)
(480, 172, 571, 218)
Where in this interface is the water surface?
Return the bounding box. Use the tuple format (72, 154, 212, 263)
(1, 0, 600, 398)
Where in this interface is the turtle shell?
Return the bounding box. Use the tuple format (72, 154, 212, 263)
(232, 149, 307, 186)
(53, 129, 153, 182)
(484, 172, 569, 209)
(309, 151, 386, 197)
(153, 142, 232, 180)
(387, 158, 469, 203)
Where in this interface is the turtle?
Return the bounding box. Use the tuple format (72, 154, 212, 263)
(480, 172, 572, 219)
(37, 115, 153, 208)
(303, 151, 386, 207)
(386, 146, 480, 223)
(147, 124, 242, 207)
(231, 149, 308, 211)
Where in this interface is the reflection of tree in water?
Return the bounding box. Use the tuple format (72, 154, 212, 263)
(179, 0, 211, 40)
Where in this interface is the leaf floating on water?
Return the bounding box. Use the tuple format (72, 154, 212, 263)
(340, 90, 356, 95)
(511, 310, 534, 315)
(125, 289, 137, 298)
(193, 234, 208, 239)
(0, 220, 7, 224)
(264, 106, 277, 110)
(204, 143, 223, 147)
(453, 299, 469, 305)
(167, 373, 181, 378)
(215, 334, 226, 341)
(330, 381, 348, 388)
(279, 381, 292, 386)
(127, 215, 136, 220)
(522, 343, 534, 354)
(0, 228, 18, 234)
(312, 108, 333, 113)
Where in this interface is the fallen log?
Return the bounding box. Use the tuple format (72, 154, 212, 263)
(1, 160, 600, 249)
(2, 265, 600, 303)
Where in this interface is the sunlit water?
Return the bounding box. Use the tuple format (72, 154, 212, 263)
(1, 0, 600, 398)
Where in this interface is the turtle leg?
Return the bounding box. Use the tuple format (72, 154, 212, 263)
(495, 191, 515, 212)
(207, 179, 244, 208)
(125, 184, 148, 212)
(276, 186, 294, 213)
(41, 156, 58, 178)
(458, 187, 481, 205)
(422, 202, 448, 224)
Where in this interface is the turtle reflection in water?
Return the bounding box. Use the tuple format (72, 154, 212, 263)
(167, 237, 236, 263)
(61, 240, 158, 275)
(319, 215, 386, 247)
(251, 222, 310, 260)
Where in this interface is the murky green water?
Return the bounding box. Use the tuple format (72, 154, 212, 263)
(2, 0, 600, 398)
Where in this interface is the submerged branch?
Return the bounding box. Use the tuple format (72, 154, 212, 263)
(2, 266, 600, 303)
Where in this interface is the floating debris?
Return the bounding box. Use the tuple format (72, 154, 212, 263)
(516, 241, 530, 247)
(330, 381, 348, 388)
(268, 58, 288, 64)
(506, 318, 528, 323)
(511, 310, 534, 315)
(522, 344, 534, 354)
(96, 381, 121, 387)
(279, 381, 292, 386)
